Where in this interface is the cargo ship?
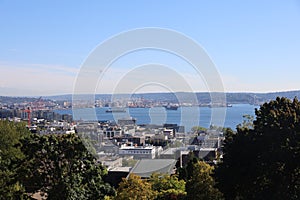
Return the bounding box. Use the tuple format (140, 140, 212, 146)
(163, 105, 179, 110)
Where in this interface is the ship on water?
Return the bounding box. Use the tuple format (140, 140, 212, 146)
(127, 105, 152, 108)
(208, 103, 233, 108)
(105, 107, 126, 113)
(163, 104, 179, 110)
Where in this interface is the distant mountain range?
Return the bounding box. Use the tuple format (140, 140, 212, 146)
(2, 90, 300, 105)
(36, 90, 300, 104)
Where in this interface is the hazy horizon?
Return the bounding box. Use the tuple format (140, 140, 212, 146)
(2, 89, 300, 98)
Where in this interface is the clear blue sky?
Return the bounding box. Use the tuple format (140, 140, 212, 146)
(1, 0, 300, 96)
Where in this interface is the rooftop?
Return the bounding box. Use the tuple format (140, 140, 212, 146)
(120, 145, 155, 150)
(129, 159, 177, 178)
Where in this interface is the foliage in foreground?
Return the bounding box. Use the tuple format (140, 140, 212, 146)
(20, 133, 115, 199)
(216, 97, 300, 200)
(116, 160, 222, 200)
(186, 161, 223, 200)
(115, 174, 157, 200)
(115, 173, 186, 200)
(0, 120, 30, 200)
(0, 121, 114, 200)
(150, 173, 186, 200)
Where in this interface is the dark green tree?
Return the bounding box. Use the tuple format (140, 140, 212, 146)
(185, 161, 223, 200)
(237, 114, 254, 131)
(221, 127, 235, 146)
(18, 133, 115, 199)
(215, 97, 300, 200)
(178, 152, 198, 182)
(0, 120, 30, 199)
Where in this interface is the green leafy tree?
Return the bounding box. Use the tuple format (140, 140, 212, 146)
(221, 127, 235, 147)
(18, 133, 115, 200)
(178, 152, 198, 181)
(215, 97, 300, 200)
(186, 161, 223, 200)
(115, 174, 157, 200)
(237, 114, 254, 131)
(150, 173, 186, 200)
(0, 120, 30, 199)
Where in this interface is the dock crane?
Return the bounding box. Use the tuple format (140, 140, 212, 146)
(31, 96, 44, 111)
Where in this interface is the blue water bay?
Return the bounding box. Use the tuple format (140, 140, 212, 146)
(55, 104, 258, 132)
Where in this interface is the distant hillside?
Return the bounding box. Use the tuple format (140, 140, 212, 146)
(0, 96, 39, 104)
(130, 90, 300, 104)
(48, 90, 300, 104)
(2, 90, 300, 105)
(46, 94, 73, 101)
(253, 90, 300, 101)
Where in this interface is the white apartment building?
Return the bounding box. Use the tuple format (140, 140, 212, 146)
(119, 145, 162, 159)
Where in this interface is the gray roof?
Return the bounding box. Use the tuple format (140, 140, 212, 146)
(109, 167, 131, 172)
(129, 159, 177, 178)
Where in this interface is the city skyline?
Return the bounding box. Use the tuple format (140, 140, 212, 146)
(1, 1, 300, 96)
